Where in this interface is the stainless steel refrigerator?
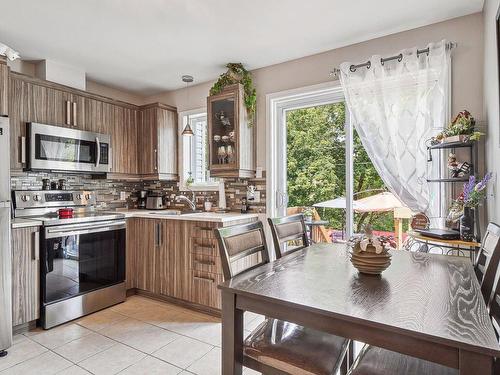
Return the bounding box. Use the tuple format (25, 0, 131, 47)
(0, 116, 12, 357)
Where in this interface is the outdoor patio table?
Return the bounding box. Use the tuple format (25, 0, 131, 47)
(219, 243, 500, 375)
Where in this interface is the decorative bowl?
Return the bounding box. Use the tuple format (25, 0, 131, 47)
(349, 244, 392, 275)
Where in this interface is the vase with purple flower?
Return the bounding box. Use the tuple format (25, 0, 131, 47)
(459, 173, 492, 241)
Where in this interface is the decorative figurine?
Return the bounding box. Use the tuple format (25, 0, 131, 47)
(447, 153, 471, 178)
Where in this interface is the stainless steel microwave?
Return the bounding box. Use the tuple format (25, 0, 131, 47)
(26, 123, 111, 173)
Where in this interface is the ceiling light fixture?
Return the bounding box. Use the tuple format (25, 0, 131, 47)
(181, 75, 194, 136)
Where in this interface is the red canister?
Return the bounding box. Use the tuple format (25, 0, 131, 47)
(58, 208, 74, 219)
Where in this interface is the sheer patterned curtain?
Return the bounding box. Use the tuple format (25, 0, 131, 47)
(340, 40, 451, 221)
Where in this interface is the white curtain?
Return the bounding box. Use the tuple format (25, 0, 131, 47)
(340, 40, 450, 220)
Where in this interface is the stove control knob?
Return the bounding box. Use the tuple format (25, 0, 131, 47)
(21, 195, 30, 202)
(76, 194, 83, 200)
(33, 194, 41, 201)
(85, 194, 92, 200)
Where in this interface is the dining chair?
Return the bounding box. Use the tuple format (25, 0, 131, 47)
(267, 213, 310, 259)
(346, 223, 500, 375)
(474, 223, 500, 304)
(215, 221, 351, 375)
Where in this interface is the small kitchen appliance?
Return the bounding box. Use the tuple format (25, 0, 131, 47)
(137, 190, 147, 209)
(146, 192, 168, 210)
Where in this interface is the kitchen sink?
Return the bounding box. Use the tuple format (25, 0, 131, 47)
(148, 210, 182, 215)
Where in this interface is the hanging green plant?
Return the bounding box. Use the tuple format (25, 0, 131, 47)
(209, 63, 256, 127)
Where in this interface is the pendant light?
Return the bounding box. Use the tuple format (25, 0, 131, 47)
(181, 75, 194, 136)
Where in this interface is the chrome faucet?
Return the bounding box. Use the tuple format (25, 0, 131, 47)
(175, 191, 196, 211)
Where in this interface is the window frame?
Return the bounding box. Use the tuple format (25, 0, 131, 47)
(178, 108, 219, 191)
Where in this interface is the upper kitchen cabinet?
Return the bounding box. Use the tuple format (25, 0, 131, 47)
(207, 83, 255, 178)
(109, 105, 139, 176)
(138, 103, 178, 180)
(0, 57, 8, 116)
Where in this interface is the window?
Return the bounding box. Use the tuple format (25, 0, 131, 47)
(179, 109, 218, 190)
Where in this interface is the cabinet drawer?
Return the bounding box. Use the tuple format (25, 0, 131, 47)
(190, 270, 222, 309)
(191, 238, 219, 257)
(191, 225, 217, 239)
(190, 253, 221, 274)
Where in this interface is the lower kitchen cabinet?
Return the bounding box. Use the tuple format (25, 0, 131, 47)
(11, 226, 40, 326)
(126, 217, 257, 311)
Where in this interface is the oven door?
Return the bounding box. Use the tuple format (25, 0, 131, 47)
(42, 220, 126, 305)
(28, 122, 111, 173)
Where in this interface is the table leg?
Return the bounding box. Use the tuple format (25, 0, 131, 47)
(222, 291, 244, 375)
(459, 349, 493, 375)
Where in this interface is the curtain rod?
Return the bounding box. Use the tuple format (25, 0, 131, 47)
(330, 41, 457, 78)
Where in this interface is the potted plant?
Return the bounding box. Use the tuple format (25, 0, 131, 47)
(302, 207, 314, 223)
(433, 110, 483, 144)
(457, 173, 492, 241)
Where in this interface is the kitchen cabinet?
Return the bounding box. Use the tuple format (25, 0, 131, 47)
(138, 103, 178, 180)
(8, 72, 140, 175)
(11, 226, 40, 326)
(126, 217, 258, 311)
(207, 83, 255, 178)
(0, 56, 8, 116)
(109, 105, 138, 176)
(128, 218, 158, 292)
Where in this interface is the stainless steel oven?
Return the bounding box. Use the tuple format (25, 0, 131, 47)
(41, 219, 126, 328)
(26, 122, 111, 173)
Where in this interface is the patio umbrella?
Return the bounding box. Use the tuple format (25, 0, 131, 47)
(313, 197, 367, 210)
(354, 191, 406, 213)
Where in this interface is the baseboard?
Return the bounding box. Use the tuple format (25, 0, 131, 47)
(131, 289, 221, 318)
(13, 320, 37, 335)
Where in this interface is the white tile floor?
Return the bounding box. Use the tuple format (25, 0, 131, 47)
(0, 295, 264, 375)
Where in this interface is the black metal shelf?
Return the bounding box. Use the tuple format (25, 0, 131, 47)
(427, 141, 474, 150)
(426, 177, 470, 183)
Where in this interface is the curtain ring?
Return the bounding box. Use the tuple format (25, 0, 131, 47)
(349, 64, 357, 72)
(366, 61, 371, 69)
(381, 59, 385, 66)
(397, 53, 403, 62)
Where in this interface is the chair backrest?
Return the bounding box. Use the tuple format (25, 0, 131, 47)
(268, 213, 310, 259)
(474, 223, 500, 304)
(215, 221, 270, 279)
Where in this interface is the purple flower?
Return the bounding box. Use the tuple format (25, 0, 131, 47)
(475, 172, 492, 192)
(463, 175, 476, 202)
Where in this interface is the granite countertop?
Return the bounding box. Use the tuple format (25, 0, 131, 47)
(113, 209, 259, 223)
(11, 218, 43, 229)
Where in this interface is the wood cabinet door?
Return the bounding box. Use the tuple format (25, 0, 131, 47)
(109, 105, 138, 175)
(132, 218, 158, 293)
(157, 108, 177, 178)
(125, 218, 137, 289)
(137, 107, 158, 175)
(11, 227, 40, 326)
(84, 98, 104, 134)
(9, 77, 30, 170)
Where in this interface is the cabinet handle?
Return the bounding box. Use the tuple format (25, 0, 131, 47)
(65, 101, 71, 125)
(154, 149, 158, 171)
(32, 230, 40, 261)
(193, 275, 215, 283)
(21, 136, 26, 164)
(72, 102, 77, 127)
(155, 222, 160, 247)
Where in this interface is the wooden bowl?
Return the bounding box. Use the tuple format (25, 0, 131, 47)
(349, 243, 392, 275)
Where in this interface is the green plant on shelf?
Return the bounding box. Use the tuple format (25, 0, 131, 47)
(434, 110, 484, 143)
(209, 63, 256, 127)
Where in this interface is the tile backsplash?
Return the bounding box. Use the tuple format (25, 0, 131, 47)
(10, 171, 266, 213)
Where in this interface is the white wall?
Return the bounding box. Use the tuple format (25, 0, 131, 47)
(483, 0, 500, 225)
(145, 13, 484, 171)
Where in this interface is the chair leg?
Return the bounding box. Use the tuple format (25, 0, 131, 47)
(348, 340, 354, 367)
(340, 353, 348, 375)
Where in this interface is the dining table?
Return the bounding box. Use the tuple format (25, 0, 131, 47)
(218, 243, 500, 375)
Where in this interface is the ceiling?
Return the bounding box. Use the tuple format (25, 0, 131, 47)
(0, 0, 484, 96)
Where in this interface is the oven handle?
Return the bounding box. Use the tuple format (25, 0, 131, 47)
(45, 220, 126, 239)
(95, 137, 101, 168)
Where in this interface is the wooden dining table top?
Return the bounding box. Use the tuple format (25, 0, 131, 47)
(219, 243, 500, 358)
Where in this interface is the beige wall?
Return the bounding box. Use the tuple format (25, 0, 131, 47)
(85, 79, 145, 106)
(483, 0, 500, 225)
(145, 13, 484, 170)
